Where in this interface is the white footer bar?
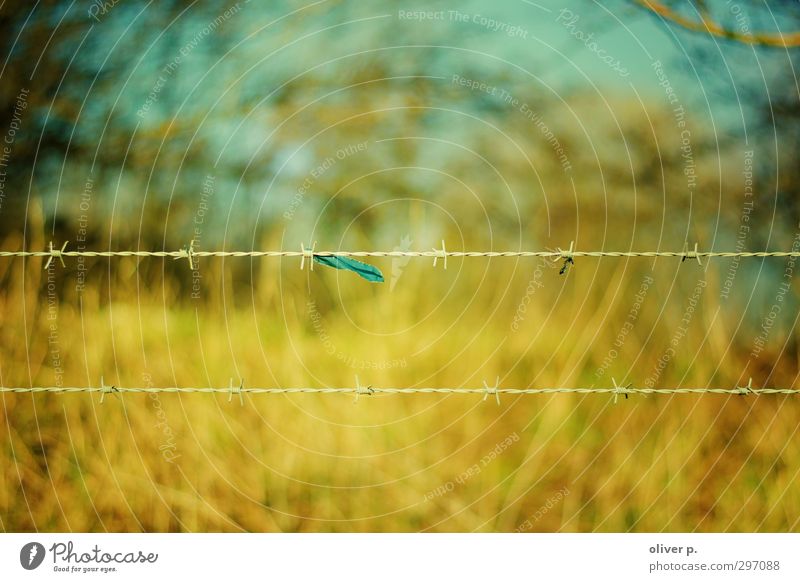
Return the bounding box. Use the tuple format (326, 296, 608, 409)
(2, 533, 798, 581)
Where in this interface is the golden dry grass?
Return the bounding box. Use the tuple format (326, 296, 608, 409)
(1, 217, 799, 532)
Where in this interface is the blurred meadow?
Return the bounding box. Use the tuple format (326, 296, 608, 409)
(1, 0, 799, 532)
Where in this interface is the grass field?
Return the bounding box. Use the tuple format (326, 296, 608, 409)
(2, 213, 799, 533)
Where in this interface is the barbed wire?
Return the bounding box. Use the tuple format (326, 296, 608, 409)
(4, 245, 798, 402)
(4, 240, 800, 270)
(1, 379, 797, 402)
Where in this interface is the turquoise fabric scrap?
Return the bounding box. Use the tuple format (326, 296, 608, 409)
(313, 255, 385, 283)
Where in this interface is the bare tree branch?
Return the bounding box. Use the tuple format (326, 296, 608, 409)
(632, 0, 800, 47)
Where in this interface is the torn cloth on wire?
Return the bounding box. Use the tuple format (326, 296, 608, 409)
(313, 255, 384, 283)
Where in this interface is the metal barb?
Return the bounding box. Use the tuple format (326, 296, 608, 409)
(353, 375, 374, 403)
(612, 378, 631, 404)
(682, 241, 703, 266)
(432, 240, 447, 269)
(174, 240, 197, 270)
(483, 376, 501, 405)
(43, 241, 69, 270)
(300, 241, 316, 271)
(99, 376, 118, 404)
(229, 378, 244, 405)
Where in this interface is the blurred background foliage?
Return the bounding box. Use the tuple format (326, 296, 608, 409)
(1, 0, 799, 532)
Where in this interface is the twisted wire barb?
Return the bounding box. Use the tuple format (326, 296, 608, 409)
(5, 247, 800, 261)
(2, 386, 799, 396)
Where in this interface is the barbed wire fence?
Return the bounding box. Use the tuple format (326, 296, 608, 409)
(3, 241, 800, 400)
(2, 379, 799, 403)
(4, 240, 800, 271)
